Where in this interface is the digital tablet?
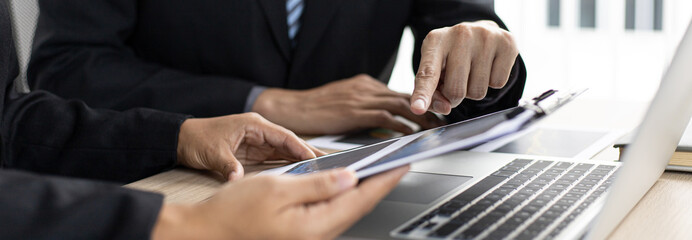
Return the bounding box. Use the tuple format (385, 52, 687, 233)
(273, 107, 521, 178)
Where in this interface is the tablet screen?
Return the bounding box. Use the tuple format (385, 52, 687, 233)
(285, 139, 397, 174)
(357, 113, 502, 171)
(284, 107, 518, 177)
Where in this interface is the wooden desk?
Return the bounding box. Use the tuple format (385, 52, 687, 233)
(126, 99, 692, 239)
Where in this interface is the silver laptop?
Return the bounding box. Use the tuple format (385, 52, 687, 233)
(340, 19, 692, 240)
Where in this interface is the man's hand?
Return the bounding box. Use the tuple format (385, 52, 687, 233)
(177, 113, 323, 181)
(410, 20, 519, 115)
(253, 74, 445, 135)
(152, 166, 409, 240)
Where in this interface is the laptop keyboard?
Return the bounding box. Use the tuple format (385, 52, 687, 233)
(392, 159, 618, 240)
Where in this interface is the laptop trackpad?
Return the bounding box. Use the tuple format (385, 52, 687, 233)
(384, 171, 472, 204)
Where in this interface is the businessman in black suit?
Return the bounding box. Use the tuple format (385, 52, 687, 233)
(29, 0, 526, 135)
(0, 1, 407, 238)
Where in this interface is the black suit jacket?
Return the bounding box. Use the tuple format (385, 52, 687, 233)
(1, 0, 186, 238)
(29, 0, 526, 123)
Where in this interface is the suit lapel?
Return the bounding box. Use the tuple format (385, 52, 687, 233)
(257, 0, 291, 61)
(291, 0, 344, 71)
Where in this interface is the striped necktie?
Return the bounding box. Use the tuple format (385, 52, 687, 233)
(286, 0, 304, 47)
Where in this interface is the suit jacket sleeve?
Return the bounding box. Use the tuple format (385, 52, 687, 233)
(1, 89, 188, 183)
(409, 0, 527, 123)
(28, 0, 256, 117)
(0, 169, 162, 239)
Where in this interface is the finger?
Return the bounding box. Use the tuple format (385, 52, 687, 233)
(362, 96, 441, 129)
(351, 74, 407, 98)
(375, 90, 415, 99)
(281, 168, 358, 204)
(259, 121, 319, 161)
(310, 145, 328, 157)
(489, 47, 518, 89)
(466, 43, 495, 101)
(306, 166, 410, 238)
(359, 110, 415, 134)
(442, 41, 471, 108)
(430, 90, 453, 115)
(279, 143, 326, 162)
(216, 149, 245, 181)
(411, 29, 447, 115)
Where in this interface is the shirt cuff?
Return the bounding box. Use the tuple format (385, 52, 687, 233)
(244, 86, 267, 112)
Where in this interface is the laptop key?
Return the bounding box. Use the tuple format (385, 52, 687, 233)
(492, 187, 513, 196)
(441, 201, 465, 209)
(552, 162, 574, 170)
(501, 182, 522, 189)
(516, 228, 542, 240)
(525, 184, 544, 192)
(484, 193, 505, 202)
(521, 204, 542, 214)
(528, 217, 552, 232)
(585, 173, 606, 180)
(557, 197, 578, 206)
(496, 202, 516, 213)
(400, 219, 426, 234)
(528, 160, 552, 170)
(591, 169, 612, 175)
(518, 187, 539, 196)
(507, 178, 527, 185)
(567, 169, 587, 175)
(576, 181, 596, 189)
(562, 173, 581, 180)
(541, 208, 564, 220)
(514, 210, 534, 221)
(514, 158, 534, 163)
(563, 192, 584, 200)
(554, 179, 575, 185)
(451, 208, 482, 224)
(570, 187, 591, 194)
(548, 183, 569, 192)
(536, 192, 558, 201)
(532, 177, 552, 185)
(475, 199, 496, 209)
(430, 209, 480, 237)
(429, 222, 462, 237)
(492, 170, 515, 178)
(457, 211, 504, 239)
(572, 163, 595, 170)
(438, 206, 459, 217)
(452, 175, 506, 203)
(486, 230, 512, 240)
(596, 165, 616, 170)
(521, 169, 541, 176)
(581, 178, 601, 184)
(422, 222, 437, 229)
(538, 172, 559, 180)
(550, 204, 570, 213)
(500, 165, 523, 172)
(529, 198, 550, 207)
(527, 181, 548, 189)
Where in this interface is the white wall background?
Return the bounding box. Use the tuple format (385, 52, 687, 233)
(388, 0, 692, 103)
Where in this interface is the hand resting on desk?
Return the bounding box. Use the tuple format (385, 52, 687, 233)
(176, 113, 325, 181)
(253, 74, 445, 135)
(152, 166, 409, 240)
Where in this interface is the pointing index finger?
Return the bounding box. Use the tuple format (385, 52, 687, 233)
(412, 29, 447, 115)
